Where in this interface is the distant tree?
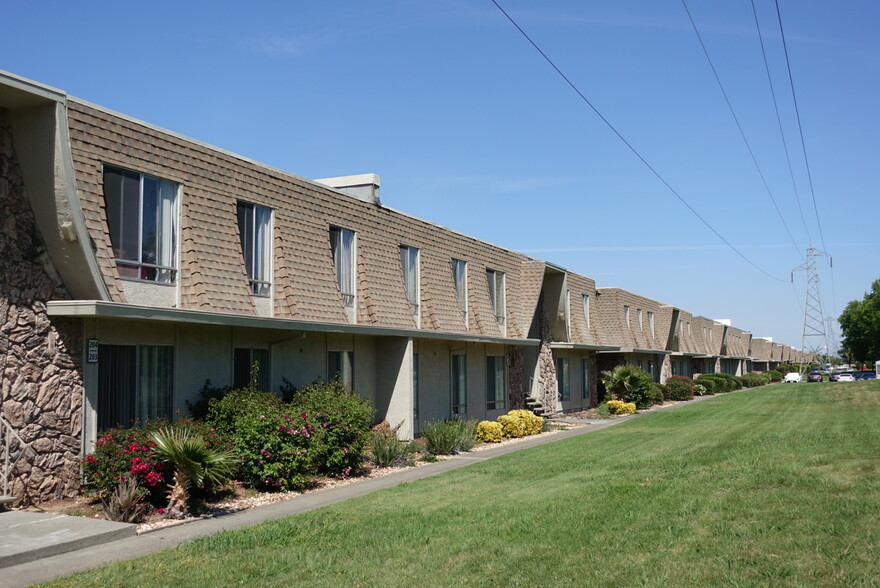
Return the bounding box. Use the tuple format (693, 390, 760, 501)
(838, 279, 880, 363)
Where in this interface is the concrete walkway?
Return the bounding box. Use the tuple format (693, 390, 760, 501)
(0, 393, 721, 587)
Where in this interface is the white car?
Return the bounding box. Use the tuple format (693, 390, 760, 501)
(837, 373, 855, 382)
(783, 372, 801, 383)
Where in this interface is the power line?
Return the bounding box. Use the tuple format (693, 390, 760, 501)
(681, 0, 804, 262)
(489, 0, 787, 283)
(748, 0, 812, 245)
(774, 0, 827, 253)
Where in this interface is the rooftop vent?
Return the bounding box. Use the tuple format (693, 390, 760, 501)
(314, 173, 380, 205)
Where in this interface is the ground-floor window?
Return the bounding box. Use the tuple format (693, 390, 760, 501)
(98, 344, 173, 431)
(451, 354, 466, 415)
(582, 358, 590, 400)
(556, 356, 570, 401)
(234, 348, 270, 391)
(486, 356, 506, 410)
(328, 350, 355, 389)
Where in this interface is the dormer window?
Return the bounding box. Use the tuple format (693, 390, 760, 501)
(236, 202, 272, 296)
(582, 294, 590, 330)
(486, 269, 506, 328)
(330, 226, 356, 308)
(400, 245, 420, 318)
(624, 305, 631, 328)
(103, 166, 178, 283)
(453, 259, 468, 326)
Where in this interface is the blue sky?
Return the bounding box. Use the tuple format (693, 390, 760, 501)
(3, 1, 877, 353)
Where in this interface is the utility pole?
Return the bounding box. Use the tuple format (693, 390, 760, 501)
(792, 246, 831, 370)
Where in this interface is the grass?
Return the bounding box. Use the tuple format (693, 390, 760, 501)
(44, 381, 880, 587)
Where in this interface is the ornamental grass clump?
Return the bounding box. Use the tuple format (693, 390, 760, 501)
(606, 400, 636, 415)
(368, 422, 407, 467)
(423, 419, 476, 455)
(475, 420, 503, 443)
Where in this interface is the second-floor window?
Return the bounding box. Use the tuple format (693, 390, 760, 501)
(624, 305, 631, 328)
(330, 227, 356, 307)
(103, 166, 178, 283)
(582, 294, 590, 331)
(236, 202, 272, 296)
(648, 312, 655, 337)
(452, 259, 468, 325)
(486, 269, 506, 327)
(400, 245, 420, 317)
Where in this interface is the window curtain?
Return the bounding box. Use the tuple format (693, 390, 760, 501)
(332, 228, 355, 304)
(253, 205, 271, 294)
(155, 181, 177, 283)
(401, 247, 418, 309)
(138, 346, 173, 423)
(454, 260, 467, 313)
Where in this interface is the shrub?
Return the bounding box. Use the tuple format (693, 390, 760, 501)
(740, 372, 769, 388)
(206, 380, 374, 490)
(497, 414, 526, 438)
(606, 400, 636, 415)
(695, 376, 718, 394)
(693, 383, 708, 396)
(766, 369, 783, 383)
(476, 420, 503, 443)
(288, 379, 374, 476)
(649, 383, 667, 405)
(665, 376, 695, 401)
(594, 402, 611, 416)
(208, 389, 312, 491)
(697, 374, 731, 393)
(601, 365, 655, 409)
(506, 409, 544, 436)
(423, 420, 476, 455)
(187, 379, 232, 421)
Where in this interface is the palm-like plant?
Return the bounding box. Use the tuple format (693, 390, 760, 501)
(150, 427, 235, 518)
(601, 365, 654, 409)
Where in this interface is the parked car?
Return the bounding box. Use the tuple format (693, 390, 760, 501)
(783, 372, 802, 383)
(807, 370, 823, 382)
(852, 372, 864, 380)
(855, 371, 876, 380)
(829, 372, 841, 382)
(837, 373, 855, 382)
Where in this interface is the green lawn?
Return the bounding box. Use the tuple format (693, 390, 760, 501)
(46, 381, 880, 587)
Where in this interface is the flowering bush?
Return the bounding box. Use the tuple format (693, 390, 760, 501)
(606, 400, 636, 415)
(82, 420, 226, 508)
(693, 383, 708, 396)
(506, 410, 544, 436)
(497, 414, 526, 438)
(475, 420, 503, 443)
(206, 380, 374, 491)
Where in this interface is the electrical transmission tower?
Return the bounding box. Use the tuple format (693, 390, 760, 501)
(792, 247, 831, 367)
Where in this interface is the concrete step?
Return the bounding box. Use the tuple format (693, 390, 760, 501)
(0, 496, 16, 507)
(0, 511, 135, 568)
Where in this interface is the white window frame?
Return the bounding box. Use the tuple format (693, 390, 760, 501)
(400, 245, 420, 319)
(330, 227, 356, 308)
(237, 202, 272, 296)
(452, 259, 468, 326)
(103, 165, 178, 283)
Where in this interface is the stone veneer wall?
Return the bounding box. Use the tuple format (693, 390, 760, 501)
(0, 109, 83, 506)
